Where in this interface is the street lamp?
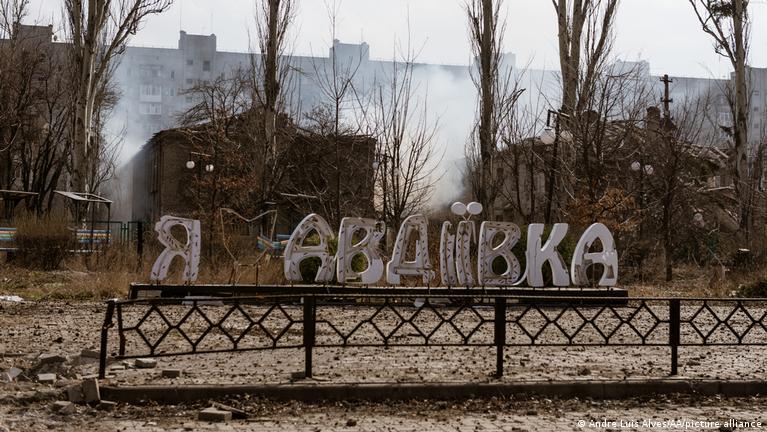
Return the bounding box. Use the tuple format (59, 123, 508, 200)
(540, 109, 571, 224)
(185, 151, 214, 205)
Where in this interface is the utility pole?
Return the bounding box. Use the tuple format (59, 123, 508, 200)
(660, 74, 673, 124)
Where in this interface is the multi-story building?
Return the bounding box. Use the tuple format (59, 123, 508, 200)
(8, 24, 766, 223)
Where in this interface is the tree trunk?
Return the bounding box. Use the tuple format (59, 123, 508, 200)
(73, 40, 96, 193)
(733, 0, 750, 237)
(662, 191, 673, 282)
(479, 0, 495, 220)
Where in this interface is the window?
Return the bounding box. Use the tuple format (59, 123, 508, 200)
(139, 103, 162, 115)
(140, 84, 162, 96)
(203, 60, 211, 72)
(187, 59, 194, 66)
(170, 70, 175, 79)
(186, 78, 194, 85)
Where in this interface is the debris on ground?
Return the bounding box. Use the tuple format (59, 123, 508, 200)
(198, 407, 232, 422)
(82, 378, 100, 404)
(161, 369, 182, 378)
(135, 358, 157, 369)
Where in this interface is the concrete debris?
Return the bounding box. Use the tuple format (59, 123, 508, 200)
(51, 401, 75, 415)
(66, 385, 84, 404)
(82, 378, 100, 404)
(37, 373, 56, 384)
(198, 407, 232, 422)
(211, 402, 248, 419)
(135, 358, 157, 369)
(161, 369, 182, 378)
(38, 354, 67, 365)
(80, 349, 100, 359)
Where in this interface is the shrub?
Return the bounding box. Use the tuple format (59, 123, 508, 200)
(14, 214, 73, 270)
(737, 278, 767, 298)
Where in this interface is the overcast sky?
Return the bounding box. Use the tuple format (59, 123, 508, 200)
(25, 0, 767, 79)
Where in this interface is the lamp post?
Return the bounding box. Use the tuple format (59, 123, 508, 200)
(540, 109, 571, 224)
(630, 158, 654, 213)
(186, 151, 215, 258)
(186, 151, 214, 207)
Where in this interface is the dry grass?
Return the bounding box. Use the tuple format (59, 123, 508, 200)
(1, 232, 766, 300)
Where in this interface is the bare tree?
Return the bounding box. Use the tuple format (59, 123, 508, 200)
(179, 72, 252, 219)
(688, 0, 750, 236)
(251, 0, 296, 210)
(0, 1, 73, 214)
(466, 0, 518, 220)
(547, 0, 619, 223)
(552, 0, 619, 116)
(305, 0, 367, 226)
(64, 0, 173, 193)
(495, 79, 549, 224)
(371, 41, 441, 232)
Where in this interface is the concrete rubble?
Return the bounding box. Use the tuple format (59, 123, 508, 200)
(37, 373, 56, 384)
(198, 407, 233, 422)
(161, 369, 182, 378)
(134, 358, 157, 369)
(51, 401, 76, 415)
(82, 378, 100, 404)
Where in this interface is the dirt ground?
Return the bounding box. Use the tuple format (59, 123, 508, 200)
(3, 298, 767, 431)
(3, 388, 767, 431)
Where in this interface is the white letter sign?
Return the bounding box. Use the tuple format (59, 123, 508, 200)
(150, 216, 201, 283)
(477, 222, 522, 286)
(284, 213, 336, 283)
(527, 223, 570, 287)
(386, 214, 435, 284)
(439, 221, 458, 286)
(571, 223, 619, 286)
(336, 217, 384, 284)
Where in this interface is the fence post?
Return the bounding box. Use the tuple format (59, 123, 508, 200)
(494, 297, 507, 378)
(303, 296, 316, 378)
(136, 221, 144, 267)
(669, 299, 680, 376)
(99, 300, 116, 379)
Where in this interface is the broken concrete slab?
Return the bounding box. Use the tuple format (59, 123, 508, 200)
(135, 358, 157, 369)
(8, 367, 23, 380)
(37, 373, 56, 384)
(38, 354, 67, 365)
(198, 407, 232, 422)
(51, 401, 75, 415)
(80, 349, 100, 359)
(161, 369, 182, 378)
(66, 385, 84, 404)
(82, 378, 100, 403)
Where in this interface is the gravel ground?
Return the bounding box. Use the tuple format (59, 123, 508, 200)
(2, 300, 767, 386)
(2, 392, 767, 431)
(4, 300, 767, 431)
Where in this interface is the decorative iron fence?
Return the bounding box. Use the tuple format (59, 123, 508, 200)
(98, 287, 767, 381)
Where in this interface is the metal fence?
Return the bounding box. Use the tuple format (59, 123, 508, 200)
(98, 287, 767, 380)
